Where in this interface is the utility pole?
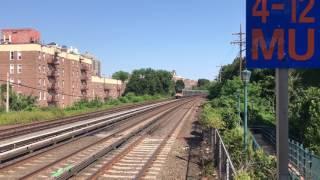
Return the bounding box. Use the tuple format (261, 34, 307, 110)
(6, 72, 10, 113)
(0, 81, 2, 109)
(216, 65, 223, 82)
(231, 24, 246, 77)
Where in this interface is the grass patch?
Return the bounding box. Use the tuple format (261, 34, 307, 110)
(0, 94, 169, 126)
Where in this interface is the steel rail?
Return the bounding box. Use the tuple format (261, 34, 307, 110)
(88, 100, 195, 180)
(0, 99, 171, 141)
(19, 99, 192, 180)
(0, 100, 178, 163)
(136, 102, 195, 179)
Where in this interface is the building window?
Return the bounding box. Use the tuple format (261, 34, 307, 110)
(44, 92, 47, 100)
(10, 64, 14, 74)
(39, 91, 42, 101)
(9, 77, 14, 83)
(62, 80, 65, 88)
(43, 65, 46, 73)
(10, 51, 14, 60)
(17, 64, 22, 74)
(39, 65, 41, 73)
(39, 79, 42, 87)
(43, 79, 46, 87)
(62, 95, 65, 100)
(17, 79, 21, 88)
(17, 52, 22, 60)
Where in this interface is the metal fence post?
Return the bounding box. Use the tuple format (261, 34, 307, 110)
(213, 129, 216, 163)
(226, 159, 230, 180)
(210, 128, 213, 148)
(304, 149, 309, 178)
(309, 151, 315, 179)
(214, 129, 217, 146)
(219, 140, 222, 178)
(298, 142, 301, 171)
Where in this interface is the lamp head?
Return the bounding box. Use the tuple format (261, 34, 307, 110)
(241, 69, 251, 83)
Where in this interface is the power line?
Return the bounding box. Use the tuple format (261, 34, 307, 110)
(0, 79, 100, 99)
(231, 24, 246, 77)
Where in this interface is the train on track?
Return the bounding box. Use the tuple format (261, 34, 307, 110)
(175, 89, 209, 99)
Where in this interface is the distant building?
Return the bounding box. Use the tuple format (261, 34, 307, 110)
(1, 28, 41, 44)
(83, 52, 101, 77)
(171, 70, 197, 90)
(0, 28, 123, 108)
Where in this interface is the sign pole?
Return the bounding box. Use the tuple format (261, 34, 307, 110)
(276, 68, 289, 180)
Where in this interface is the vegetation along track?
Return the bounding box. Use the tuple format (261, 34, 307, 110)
(0, 97, 196, 179)
(0, 99, 171, 141)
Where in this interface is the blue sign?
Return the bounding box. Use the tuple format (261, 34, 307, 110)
(246, 0, 320, 68)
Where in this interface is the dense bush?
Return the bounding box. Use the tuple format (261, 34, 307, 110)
(0, 85, 37, 112)
(290, 87, 320, 154)
(66, 98, 104, 111)
(200, 104, 225, 129)
(202, 75, 277, 178)
(212, 58, 320, 155)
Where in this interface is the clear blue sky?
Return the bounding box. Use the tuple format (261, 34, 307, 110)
(0, 0, 245, 80)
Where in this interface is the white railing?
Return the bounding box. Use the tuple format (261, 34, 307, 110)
(210, 128, 236, 180)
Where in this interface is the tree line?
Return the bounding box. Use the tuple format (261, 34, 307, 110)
(209, 58, 320, 155)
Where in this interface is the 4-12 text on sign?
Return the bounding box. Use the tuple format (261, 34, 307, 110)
(246, 0, 320, 68)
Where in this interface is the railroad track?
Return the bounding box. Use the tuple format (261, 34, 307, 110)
(0, 99, 178, 164)
(83, 100, 197, 180)
(0, 97, 198, 179)
(0, 99, 171, 142)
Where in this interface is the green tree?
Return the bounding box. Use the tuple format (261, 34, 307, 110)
(175, 80, 185, 93)
(197, 79, 210, 88)
(125, 68, 174, 96)
(112, 71, 130, 83)
(290, 87, 320, 154)
(219, 58, 241, 82)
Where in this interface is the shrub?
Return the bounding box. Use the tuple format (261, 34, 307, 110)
(119, 96, 129, 103)
(200, 104, 225, 129)
(222, 127, 247, 167)
(251, 150, 276, 179)
(106, 99, 121, 106)
(235, 170, 251, 180)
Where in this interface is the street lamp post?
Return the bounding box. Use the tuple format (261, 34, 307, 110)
(236, 90, 241, 125)
(241, 69, 251, 151)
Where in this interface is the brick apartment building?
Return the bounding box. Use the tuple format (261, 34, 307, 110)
(0, 28, 123, 108)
